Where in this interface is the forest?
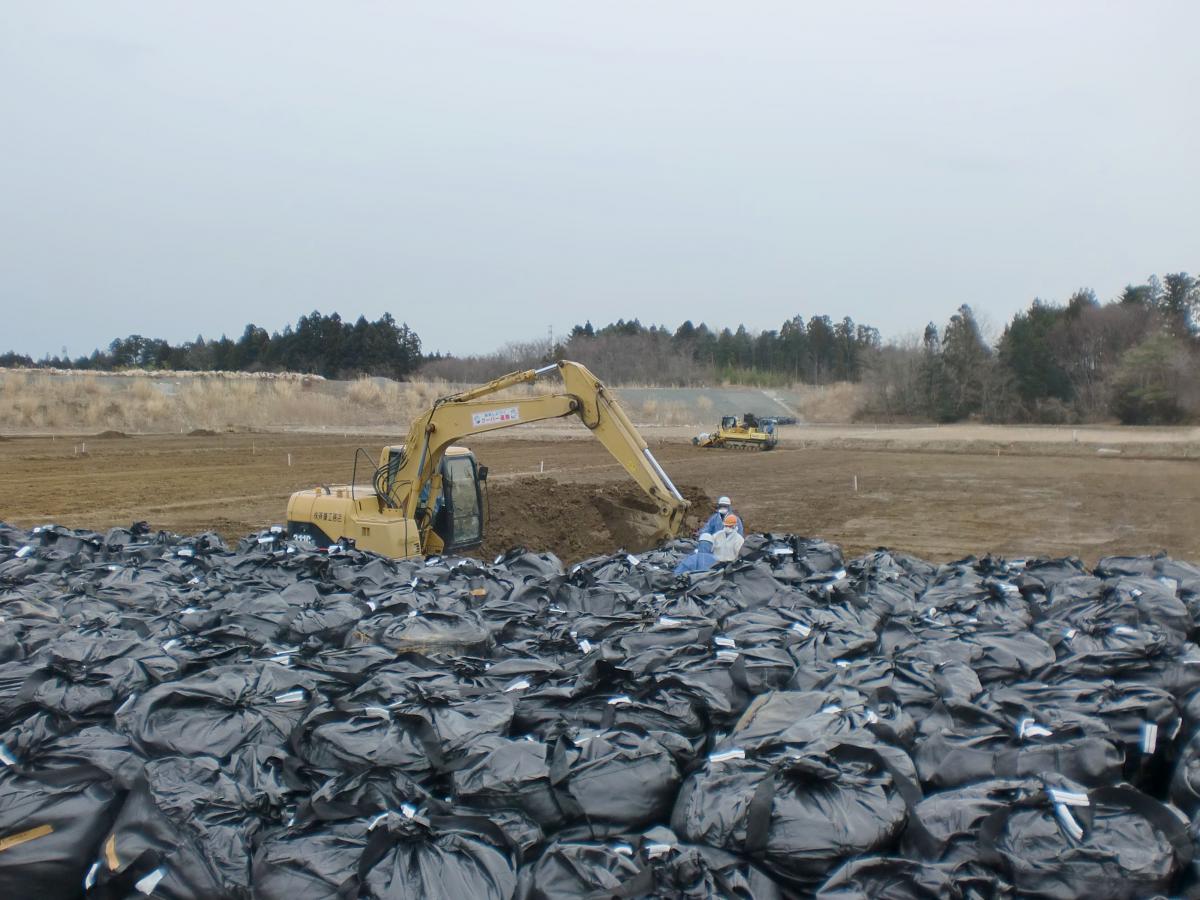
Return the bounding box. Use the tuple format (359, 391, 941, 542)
(424, 272, 1199, 425)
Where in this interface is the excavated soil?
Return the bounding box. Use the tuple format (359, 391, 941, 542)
(0, 430, 1197, 565)
(478, 480, 712, 563)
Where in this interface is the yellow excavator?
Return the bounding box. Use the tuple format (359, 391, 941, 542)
(286, 360, 690, 558)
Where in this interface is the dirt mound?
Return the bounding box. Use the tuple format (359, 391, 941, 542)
(188, 428, 217, 436)
(478, 479, 711, 564)
(93, 430, 129, 439)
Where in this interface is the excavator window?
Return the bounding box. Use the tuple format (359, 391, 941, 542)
(435, 455, 483, 551)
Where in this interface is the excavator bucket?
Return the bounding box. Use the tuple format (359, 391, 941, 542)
(592, 492, 676, 552)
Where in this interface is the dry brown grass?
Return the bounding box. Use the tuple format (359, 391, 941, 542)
(619, 396, 696, 426)
(0, 372, 466, 433)
(775, 382, 866, 423)
(0, 370, 865, 433)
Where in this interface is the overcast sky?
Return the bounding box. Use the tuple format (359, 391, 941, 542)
(2, 2, 1197, 359)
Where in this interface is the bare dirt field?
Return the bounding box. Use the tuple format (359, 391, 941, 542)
(1, 424, 1197, 564)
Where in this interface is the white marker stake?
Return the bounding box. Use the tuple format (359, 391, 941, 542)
(540, 461, 545, 473)
(853, 475, 858, 493)
(287, 453, 292, 467)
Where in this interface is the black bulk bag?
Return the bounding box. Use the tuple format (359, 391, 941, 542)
(517, 828, 786, 900)
(630, 826, 784, 900)
(292, 703, 440, 783)
(543, 729, 679, 831)
(907, 567, 1032, 628)
(451, 734, 567, 829)
(900, 777, 1046, 866)
(0, 658, 36, 728)
(912, 702, 1124, 790)
(25, 630, 180, 720)
(348, 676, 516, 765)
(722, 645, 798, 697)
(116, 662, 322, 759)
(978, 783, 1192, 899)
(254, 809, 518, 900)
(988, 678, 1179, 773)
(671, 737, 920, 890)
(86, 755, 270, 899)
(1170, 729, 1200, 816)
(514, 682, 709, 759)
(814, 856, 960, 899)
(789, 656, 984, 720)
(781, 603, 881, 666)
(373, 609, 493, 657)
(279, 591, 371, 645)
(726, 689, 914, 755)
(0, 760, 127, 899)
(516, 838, 643, 899)
(881, 617, 1056, 685)
(496, 549, 565, 578)
(0, 715, 142, 897)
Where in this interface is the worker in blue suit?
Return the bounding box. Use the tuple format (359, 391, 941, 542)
(674, 533, 718, 574)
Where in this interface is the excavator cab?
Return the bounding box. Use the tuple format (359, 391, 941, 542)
(720, 415, 738, 430)
(431, 449, 485, 552)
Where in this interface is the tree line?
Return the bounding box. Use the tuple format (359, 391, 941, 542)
(864, 273, 1199, 425)
(421, 314, 882, 387)
(0, 312, 423, 380)
(4, 271, 1197, 423)
(424, 271, 1199, 425)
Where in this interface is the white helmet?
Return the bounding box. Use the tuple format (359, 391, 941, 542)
(717, 496, 731, 507)
(697, 532, 714, 544)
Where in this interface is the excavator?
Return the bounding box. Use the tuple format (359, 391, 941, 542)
(286, 360, 690, 558)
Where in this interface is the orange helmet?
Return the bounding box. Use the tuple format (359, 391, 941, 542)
(723, 514, 738, 527)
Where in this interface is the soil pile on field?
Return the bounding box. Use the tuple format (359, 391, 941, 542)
(3, 522, 1200, 896)
(479, 479, 711, 563)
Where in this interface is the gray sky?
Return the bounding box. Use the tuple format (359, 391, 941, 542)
(2, 1, 1197, 359)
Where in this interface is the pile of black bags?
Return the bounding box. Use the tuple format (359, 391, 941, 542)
(2, 519, 1200, 898)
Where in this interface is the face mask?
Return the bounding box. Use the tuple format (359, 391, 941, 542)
(717, 507, 728, 516)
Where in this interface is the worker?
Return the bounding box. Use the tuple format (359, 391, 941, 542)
(674, 533, 717, 575)
(711, 514, 745, 562)
(701, 496, 743, 536)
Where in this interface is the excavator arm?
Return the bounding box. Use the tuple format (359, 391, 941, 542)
(382, 361, 689, 546)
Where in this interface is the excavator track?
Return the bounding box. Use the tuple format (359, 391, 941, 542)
(707, 439, 775, 451)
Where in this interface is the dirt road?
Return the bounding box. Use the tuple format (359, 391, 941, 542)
(1, 429, 1197, 564)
